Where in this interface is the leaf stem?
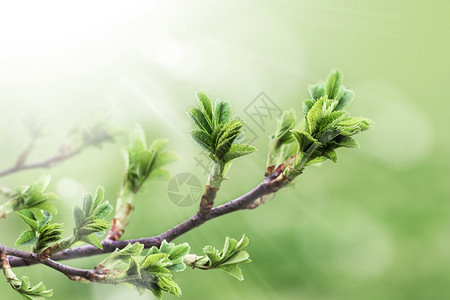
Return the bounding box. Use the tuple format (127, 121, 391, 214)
(107, 186, 135, 241)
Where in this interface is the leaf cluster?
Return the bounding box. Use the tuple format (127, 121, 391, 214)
(123, 125, 178, 193)
(96, 241, 189, 299)
(70, 186, 112, 249)
(15, 210, 63, 253)
(0, 175, 58, 218)
(6, 275, 53, 300)
(189, 235, 251, 281)
(189, 91, 256, 177)
(268, 70, 373, 178)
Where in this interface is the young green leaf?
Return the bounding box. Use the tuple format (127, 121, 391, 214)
(96, 241, 189, 298)
(325, 69, 343, 100)
(3, 263, 53, 300)
(0, 175, 58, 218)
(270, 69, 373, 181)
(335, 89, 354, 110)
(187, 235, 251, 281)
(123, 126, 177, 193)
(222, 144, 256, 162)
(188, 92, 256, 168)
(16, 230, 39, 247)
(308, 83, 325, 100)
(196, 90, 213, 124)
(214, 100, 231, 125)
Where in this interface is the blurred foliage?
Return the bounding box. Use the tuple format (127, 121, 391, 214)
(1, 0, 449, 299)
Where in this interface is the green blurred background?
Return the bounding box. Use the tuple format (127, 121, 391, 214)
(1, 1, 449, 299)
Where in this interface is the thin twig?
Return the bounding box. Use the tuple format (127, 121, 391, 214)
(14, 120, 46, 169)
(0, 134, 111, 178)
(9, 177, 287, 267)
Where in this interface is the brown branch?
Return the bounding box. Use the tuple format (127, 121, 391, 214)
(9, 176, 288, 268)
(0, 243, 108, 283)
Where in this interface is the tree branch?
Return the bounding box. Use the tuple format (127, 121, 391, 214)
(0, 243, 108, 283)
(0, 128, 111, 178)
(0, 144, 89, 178)
(8, 176, 287, 268)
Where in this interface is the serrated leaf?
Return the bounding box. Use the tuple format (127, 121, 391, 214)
(324, 149, 338, 163)
(16, 230, 38, 246)
(317, 111, 347, 133)
(168, 243, 190, 261)
(338, 117, 374, 136)
(307, 97, 326, 134)
(330, 136, 360, 148)
(73, 206, 84, 229)
(216, 119, 242, 147)
(217, 264, 244, 281)
(9, 276, 53, 299)
(203, 245, 221, 266)
(157, 275, 182, 296)
(303, 99, 316, 118)
(188, 107, 212, 134)
(80, 234, 103, 249)
(214, 100, 231, 125)
(221, 251, 251, 266)
(325, 69, 343, 100)
(78, 219, 110, 235)
(335, 89, 354, 111)
(291, 130, 318, 152)
(166, 262, 186, 272)
(92, 201, 113, 219)
(190, 129, 213, 153)
(196, 90, 213, 123)
(93, 186, 105, 208)
(274, 109, 296, 143)
(318, 128, 341, 144)
(17, 210, 39, 231)
(305, 156, 327, 166)
(82, 193, 93, 218)
(159, 240, 174, 254)
(215, 120, 243, 158)
(222, 144, 256, 162)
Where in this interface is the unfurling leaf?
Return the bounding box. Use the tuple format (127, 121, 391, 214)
(0, 175, 58, 218)
(16, 230, 38, 247)
(308, 83, 325, 101)
(187, 235, 251, 281)
(96, 241, 190, 298)
(274, 69, 373, 180)
(325, 69, 343, 100)
(123, 125, 177, 193)
(223, 144, 256, 162)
